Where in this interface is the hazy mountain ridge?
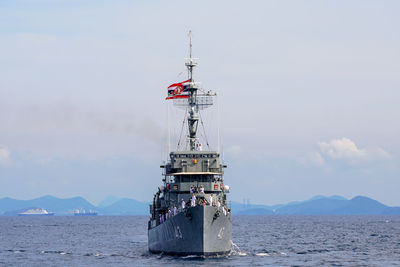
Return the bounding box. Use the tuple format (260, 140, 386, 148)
(0, 195, 96, 215)
(232, 195, 400, 215)
(1, 195, 400, 215)
(99, 198, 148, 215)
(0, 195, 149, 216)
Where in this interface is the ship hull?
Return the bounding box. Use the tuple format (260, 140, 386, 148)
(148, 205, 231, 256)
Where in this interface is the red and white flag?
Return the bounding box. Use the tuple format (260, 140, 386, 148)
(166, 79, 191, 100)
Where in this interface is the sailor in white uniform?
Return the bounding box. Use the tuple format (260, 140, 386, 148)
(191, 193, 196, 207)
(199, 185, 204, 193)
(181, 198, 185, 210)
(209, 194, 213, 206)
(168, 208, 172, 219)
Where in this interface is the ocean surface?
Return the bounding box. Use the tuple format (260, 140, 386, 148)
(1, 215, 399, 266)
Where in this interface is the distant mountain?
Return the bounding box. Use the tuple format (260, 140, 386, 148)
(1, 195, 400, 215)
(309, 195, 347, 201)
(99, 198, 148, 215)
(231, 201, 273, 215)
(232, 195, 400, 215)
(236, 208, 275, 215)
(98, 195, 120, 208)
(0, 195, 96, 215)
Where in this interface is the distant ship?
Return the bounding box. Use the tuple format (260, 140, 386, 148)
(18, 208, 55, 216)
(148, 33, 232, 256)
(74, 209, 98, 216)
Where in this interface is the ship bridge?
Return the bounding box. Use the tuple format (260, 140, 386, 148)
(161, 151, 226, 194)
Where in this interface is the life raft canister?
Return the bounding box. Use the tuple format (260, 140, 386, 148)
(220, 183, 223, 190)
(214, 184, 219, 190)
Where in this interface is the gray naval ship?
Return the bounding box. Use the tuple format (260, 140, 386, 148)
(148, 37, 232, 256)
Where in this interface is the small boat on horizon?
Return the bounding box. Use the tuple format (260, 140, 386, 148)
(74, 209, 98, 216)
(18, 208, 55, 216)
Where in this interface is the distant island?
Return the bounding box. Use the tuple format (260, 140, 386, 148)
(1, 195, 400, 216)
(0, 195, 148, 216)
(232, 195, 400, 215)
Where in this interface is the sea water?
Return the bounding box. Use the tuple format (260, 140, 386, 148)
(1, 215, 399, 266)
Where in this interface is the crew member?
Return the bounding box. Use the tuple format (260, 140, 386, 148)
(168, 208, 172, 219)
(209, 194, 213, 206)
(181, 198, 185, 210)
(199, 185, 204, 193)
(191, 193, 196, 207)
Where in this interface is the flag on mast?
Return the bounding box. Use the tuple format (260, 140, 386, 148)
(166, 79, 191, 100)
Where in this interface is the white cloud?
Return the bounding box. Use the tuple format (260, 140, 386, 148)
(299, 138, 391, 166)
(318, 138, 367, 160)
(297, 151, 325, 166)
(309, 151, 325, 166)
(318, 137, 390, 164)
(0, 146, 10, 165)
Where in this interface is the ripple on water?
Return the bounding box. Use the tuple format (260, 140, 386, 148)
(1, 215, 400, 266)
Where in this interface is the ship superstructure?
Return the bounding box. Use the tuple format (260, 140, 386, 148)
(147, 34, 232, 256)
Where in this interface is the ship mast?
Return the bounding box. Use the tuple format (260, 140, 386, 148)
(185, 31, 199, 151)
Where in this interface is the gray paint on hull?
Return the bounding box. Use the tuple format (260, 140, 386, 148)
(148, 206, 232, 255)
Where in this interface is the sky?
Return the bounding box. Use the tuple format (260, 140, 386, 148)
(1, 0, 399, 206)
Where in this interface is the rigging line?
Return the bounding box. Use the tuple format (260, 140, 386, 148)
(217, 94, 221, 154)
(177, 107, 188, 150)
(199, 111, 210, 150)
(167, 101, 170, 157)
